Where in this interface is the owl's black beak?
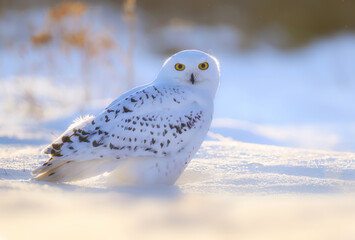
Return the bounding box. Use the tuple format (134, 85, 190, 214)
(190, 73, 195, 84)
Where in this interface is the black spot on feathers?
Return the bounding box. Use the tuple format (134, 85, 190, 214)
(109, 143, 119, 150)
(81, 130, 89, 135)
(78, 135, 89, 143)
(52, 143, 63, 150)
(62, 136, 73, 143)
(169, 124, 182, 134)
(145, 148, 157, 154)
(50, 149, 63, 157)
(92, 141, 103, 147)
(123, 106, 133, 113)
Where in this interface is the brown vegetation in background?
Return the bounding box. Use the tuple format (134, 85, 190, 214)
(8, 1, 137, 119)
(49, 2, 87, 21)
(3, 0, 354, 50)
(31, 33, 52, 46)
(3, 0, 355, 51)
(63, 30, 86, 48)
(139, 0, 355, 49)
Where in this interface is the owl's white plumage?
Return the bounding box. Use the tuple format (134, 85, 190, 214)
(32, 50, 220, 185)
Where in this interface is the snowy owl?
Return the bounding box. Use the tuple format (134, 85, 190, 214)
(32, 50, 220, 185)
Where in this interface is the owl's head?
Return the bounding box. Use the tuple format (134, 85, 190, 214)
(157, 50, 220, 98)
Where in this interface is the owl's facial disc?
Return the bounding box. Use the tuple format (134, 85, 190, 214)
(158, 50, 220, 97)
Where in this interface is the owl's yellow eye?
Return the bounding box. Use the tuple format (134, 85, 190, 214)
(198, 62, 209, 70)
(175, 63, 185, 71)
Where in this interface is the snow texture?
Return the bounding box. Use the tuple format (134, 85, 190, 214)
(1, 139, 355, 240)
(3, 138, 355, 194)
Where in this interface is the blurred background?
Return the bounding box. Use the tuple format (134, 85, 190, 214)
(1, 0, 355, 152)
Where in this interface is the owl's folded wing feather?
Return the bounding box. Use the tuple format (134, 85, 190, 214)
(32, 83, 207, 182)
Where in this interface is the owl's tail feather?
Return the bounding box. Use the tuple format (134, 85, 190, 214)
(31, 159, 118, 183)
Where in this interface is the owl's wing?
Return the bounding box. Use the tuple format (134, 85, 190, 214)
(105, 83, 150, 110)
(32, 83, 208, 181)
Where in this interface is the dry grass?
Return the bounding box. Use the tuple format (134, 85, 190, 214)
(4, 1, 137, 120)
(63, 30, 86, 48)
(31, 32, 52, 45)
(49, 2, 87, 21)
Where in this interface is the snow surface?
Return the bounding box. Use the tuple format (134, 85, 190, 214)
(2, 138, 355, 194)
(1, 139, 355, 239)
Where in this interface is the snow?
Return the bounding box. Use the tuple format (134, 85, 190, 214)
(1, 139, 355, 239)
(2, 138, 355, 194)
